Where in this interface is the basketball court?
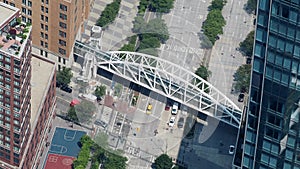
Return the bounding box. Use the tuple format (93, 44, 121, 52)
(43, 127, 86, 169)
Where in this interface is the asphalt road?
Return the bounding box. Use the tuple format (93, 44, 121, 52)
(208, 0, 255, 108)
(159, 0, 211, 73)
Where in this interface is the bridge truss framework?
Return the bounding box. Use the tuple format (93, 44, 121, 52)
(74, 41, 242, 128)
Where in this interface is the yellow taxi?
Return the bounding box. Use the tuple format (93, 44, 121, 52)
(146, 103, 152, 114)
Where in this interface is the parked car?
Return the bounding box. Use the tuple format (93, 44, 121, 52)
(171, 102, 179, 115)
(229, 145, 235, 155)
(246, 57, 252, 64)
(169, 116, 176, 127)
(94, 120, 107, 128)
(146, 103, 152, 114)
(238, 93, 245, 102)
(177, 117, 185, 128)
(61, 85, 72, 93)
(165, 104, 171, 111)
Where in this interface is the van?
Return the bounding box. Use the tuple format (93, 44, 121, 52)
(171, 102, 178, 115)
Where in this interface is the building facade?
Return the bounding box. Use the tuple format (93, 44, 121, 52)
(234, 0, 300, 168)
(0, 2, 56, 168)
(2, 0, 90, 70)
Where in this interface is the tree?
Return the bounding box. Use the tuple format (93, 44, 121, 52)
(245, 0, 257, 14)
(94, 85, 106, 100)
(132, 16, 146, 33)
(56, 67, 72, 87)
(202, 9, 226, 45)
(114, 83, 123, 97)
(74, 100, 96, 123)
(149, 0, 174, 13)
(195, 64, 211, 81)
(96, 0, 121, 27)
(154, 154, 173, 169)
(94, 132, 109, 149)
(66, 106, 78, 122)
(234, 64, 251, 93)
(140, 18, 169, 43)
(239, 31, 254, 57)
(105, 154, 127, 169)
(138, 36, 161, 50)
(210, 0, 226, 10)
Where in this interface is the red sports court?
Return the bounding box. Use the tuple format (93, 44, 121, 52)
(44, 153, 75, 169)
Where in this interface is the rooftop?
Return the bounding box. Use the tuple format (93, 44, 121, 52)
(31, 56, 55, 128)
(0, 2, 18, 28)
(0, 23, 31, 58)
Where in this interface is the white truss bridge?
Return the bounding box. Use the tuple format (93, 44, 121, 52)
(74, 41, 242, 128)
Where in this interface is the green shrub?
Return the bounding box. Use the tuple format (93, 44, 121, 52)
(96, 0, 121, 27)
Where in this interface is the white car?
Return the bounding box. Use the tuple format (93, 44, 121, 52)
(171, 102, 179, 115)
(229, 145, 235, 155)
(169, 116, 176, 127)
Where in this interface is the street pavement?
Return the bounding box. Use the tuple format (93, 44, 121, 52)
(159, 0, 211, 74)
(81, 0, 140, 51)
(208, 0, 255, 108)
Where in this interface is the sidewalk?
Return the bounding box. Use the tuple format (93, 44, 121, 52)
(81, 0, 140, 51)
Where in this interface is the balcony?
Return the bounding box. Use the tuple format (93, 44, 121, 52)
(0, 21, 31, 56)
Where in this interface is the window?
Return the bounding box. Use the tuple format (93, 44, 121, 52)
(40, 32, 44, 38)
(45, 25, 48, 31)
(22, 7, 26, 13)
(41, 15, 44, 21)
(28, 18, 31, 24)
(45, 42, 48, 48)
(59, 39, 66, 46)
(40, 41, 44, 46)
(27, 10, 32, 16)
(59, 31, 66, 38)
(45, 7, 48, 13)
(41, 6, 44, 12)
(59, 48, 66, 55)
(40, 49, 43, 55)
(22, 16, 26, 23)
(45, 16, 48, 22)
(28, 1, 32, 7)
(60, 4, 67, 11)
(41, 23, 44, 29)
(60, 13, 67, 20)
(59, 22, 67, 29)
(45, 34, 48, 40)
(22, 0, 26, 5)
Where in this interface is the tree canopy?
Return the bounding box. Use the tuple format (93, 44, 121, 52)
(74, 100, 96, 123)
(202, 9, 226, 45)
(234, 64, 251, 93)
(239, 31, 254, 57)
(96, 0, 121, 28)
(67, 106, 78, 122)
(132, 16, 146, 33)
(149, 0, 174, 13)
(245, 0, 257, 14)
(195, 64, 211, 81)
(154, 154, 173, 169)
(94, 85, 106, 99)
(140, 18, 169, 43)
(210, 0, 226, 10)
(56, 67, 73, 87)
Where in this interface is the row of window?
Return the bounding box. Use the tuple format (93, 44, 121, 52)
(40, 6, 48, 13)
(41, 15, 48, 22)
(22, 0, 32, 7)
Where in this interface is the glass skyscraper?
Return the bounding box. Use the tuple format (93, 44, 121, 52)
(233, 0, 300, 168)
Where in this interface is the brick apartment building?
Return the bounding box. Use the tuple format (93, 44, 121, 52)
(2, 0, 91, 70)
(0, 3, 56, 168)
